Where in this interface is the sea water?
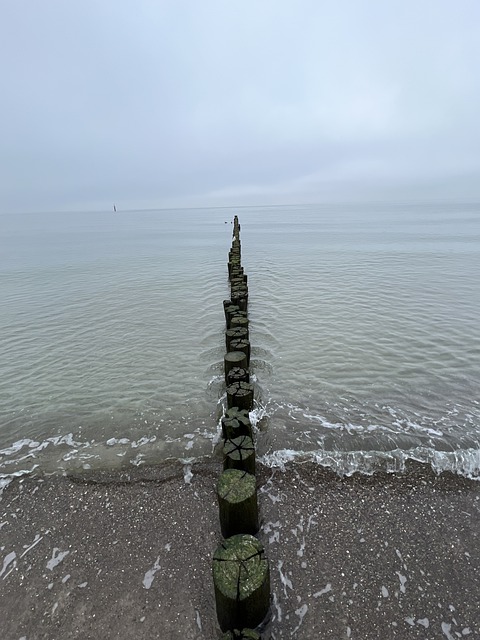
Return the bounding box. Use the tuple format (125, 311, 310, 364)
(1, 202, 479, 484)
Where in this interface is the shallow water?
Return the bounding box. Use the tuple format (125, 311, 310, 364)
(1, 202, 479, 481)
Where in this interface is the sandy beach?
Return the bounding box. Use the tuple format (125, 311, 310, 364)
(1, 461, 479, 639)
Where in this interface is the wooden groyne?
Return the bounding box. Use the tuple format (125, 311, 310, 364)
(212, 216, 270, 639)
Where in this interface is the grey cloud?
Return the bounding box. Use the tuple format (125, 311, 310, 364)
(1, 0, 480, 212)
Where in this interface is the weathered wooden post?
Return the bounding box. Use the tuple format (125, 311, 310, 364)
(231, 279, 248, 290)
(229, 338, 250, 363)
(223, 435, 256, 475)
(230, 315, 249, 331)
(224, 304, 240, 328)
(217, 469, 258, 537)
(213, 535, 270, 632)
(221, 408, 253, 440)
(231, 282, 248, 295)
(226, 367, 249, 385)
(230, 284, 247, 296)
(230, 270, 247, 283)
(226, 381, 254, 411)
(227, 310, 248, 329)
(226, 327, 249, 350)
(231, 278, 248, 290)
(224, 351, 248, 383)
(231, 295, 248, 312)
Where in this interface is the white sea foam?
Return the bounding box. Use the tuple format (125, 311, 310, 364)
(106, 438, 130, 446)
(0, 430, 212, 485)
(1, 431, 479, 488)
(313, 583, 332, 598)
(143, 557, 161, 589)
(46, 548, 70, 571)
(0, 551, 17, 579)
(1, 393, 480, 487)
(0, 435, 83, 460)
(259, 447, 480, 479)
(20, 534, 43, 558)
(277, 560, 293, 597)
(291, 603, 308, 635)
(183, 464, 193, 484)
(0, 467, 38, 496)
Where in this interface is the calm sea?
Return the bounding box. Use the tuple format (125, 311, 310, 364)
(1, 203, 479, 487)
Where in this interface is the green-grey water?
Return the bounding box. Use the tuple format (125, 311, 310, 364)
(1, 203, 479, 485)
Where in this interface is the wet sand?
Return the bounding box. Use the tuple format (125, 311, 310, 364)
(1, 461, 479, 639)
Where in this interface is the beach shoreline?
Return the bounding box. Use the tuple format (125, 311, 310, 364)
(1, 460, 479, 639)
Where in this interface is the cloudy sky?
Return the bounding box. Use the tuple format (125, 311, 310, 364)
(1, 1, 479, 213)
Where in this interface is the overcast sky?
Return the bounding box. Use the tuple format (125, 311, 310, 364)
(1, 1, 479, 213)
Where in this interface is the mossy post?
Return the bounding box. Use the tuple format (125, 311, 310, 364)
(231, 277, 248, 289)
(231, 280, 248, 311)
(217, 469, 258, 537)
(226, 308, 247, 328)
(213, 535, 270, 632)
(221, 408, 253, 440)
(231, 282, 248, 295)
(230, 270, 247, 283)
(231, 283, 248, 298)
(230, 315, 249, 332)
(231, 271, 247, 285)
(224, 304, 240, 328)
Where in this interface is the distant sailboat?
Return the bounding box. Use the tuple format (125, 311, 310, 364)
(113, 204, 117, 212)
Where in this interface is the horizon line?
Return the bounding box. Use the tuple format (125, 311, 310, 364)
(3, 196, 480, 216)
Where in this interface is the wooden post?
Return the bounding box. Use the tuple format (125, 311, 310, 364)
(217, 469, 258, 537)
(226, 381, 254, 411)
(221, 408, 253, 440)
(231, 294, 248, 312)
(229, 338, 250, 363)
(224, 304, 240, 328)
(230, 272, 247, 284)
(230, 278, 247, 290)
(213, 534, 270, 631)
(224, 352, 248, 383)
(227, 310, 247, 329)
(223, 299, 234, 318)
(230, 272, 247, 285)
(226, 326, 249, 351)
(226, 367, 249, 385)
(231, 281, 248, 293)
(223, 436, 256, 475)
(231, 281, 248, 292)
(230, 315, 249, 331)
(231, 284, 248, 298)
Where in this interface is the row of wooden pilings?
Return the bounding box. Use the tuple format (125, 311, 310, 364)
(212, 216, 270, 639)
